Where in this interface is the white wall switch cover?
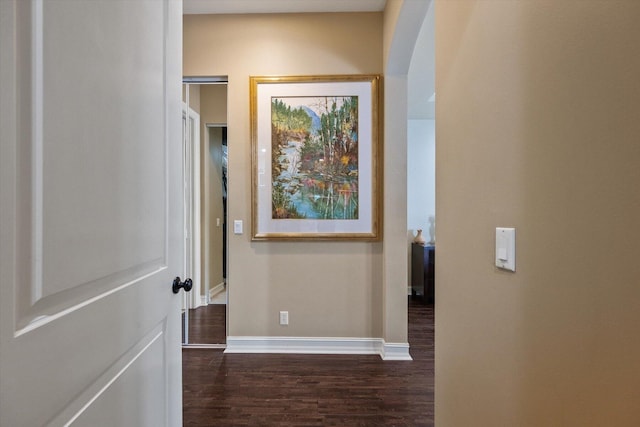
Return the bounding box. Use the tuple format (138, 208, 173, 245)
(279, 311, 289, 325)
(233, 220, 243, 235)
(496, 227, 516, 271)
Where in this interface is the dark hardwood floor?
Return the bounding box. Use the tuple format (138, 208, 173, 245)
(183, 298, 434, 426)
(184, 304, 227, 344)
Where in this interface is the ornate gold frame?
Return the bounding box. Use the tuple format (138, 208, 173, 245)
(250, 75, 382, 241)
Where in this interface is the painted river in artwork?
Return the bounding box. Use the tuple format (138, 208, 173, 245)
(271, 96, 359, 220)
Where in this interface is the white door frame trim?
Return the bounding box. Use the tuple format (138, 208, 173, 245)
(182, 102, 202, 309)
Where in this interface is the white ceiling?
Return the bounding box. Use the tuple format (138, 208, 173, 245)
(183, 0, 387, 15)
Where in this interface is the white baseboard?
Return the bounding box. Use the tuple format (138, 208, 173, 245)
(381, 342, 412, 361)
(209, 282, 225, 300)
(200, 295, 208, 306)
(225, 336, 412, 361)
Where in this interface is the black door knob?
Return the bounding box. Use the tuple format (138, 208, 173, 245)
(172, 277, 193, 294)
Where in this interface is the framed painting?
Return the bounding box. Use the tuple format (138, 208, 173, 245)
(250, 75, 382, 241)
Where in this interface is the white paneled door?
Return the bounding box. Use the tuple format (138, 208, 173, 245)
(0, 0, 183, 425)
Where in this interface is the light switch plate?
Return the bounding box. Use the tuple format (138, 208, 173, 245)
(496, 227, 516, 271)
(233, 220, 243, 235)
(279, 311, 289, 326)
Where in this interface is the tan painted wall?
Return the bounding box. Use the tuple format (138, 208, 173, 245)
(436, 1, 640, 425)
(383, 0, 402, 71)
(198, 84, 227, 298)
(184, 13, 386, 338)
(199, 84, 226, 125)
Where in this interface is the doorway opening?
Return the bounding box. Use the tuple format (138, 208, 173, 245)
(182, 76, 228, 348)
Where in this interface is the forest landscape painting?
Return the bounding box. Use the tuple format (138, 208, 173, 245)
(251, 75, 380, 240)
(271, 96, 359, 220)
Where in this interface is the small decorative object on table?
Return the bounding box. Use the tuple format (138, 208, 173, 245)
(413, 229, 426, 246)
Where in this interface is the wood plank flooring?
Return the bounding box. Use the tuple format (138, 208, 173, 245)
(182, 298, 434, 426)
(185, 304, 227, 344)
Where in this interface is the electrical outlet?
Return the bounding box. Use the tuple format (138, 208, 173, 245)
(279, 311, 289, 326)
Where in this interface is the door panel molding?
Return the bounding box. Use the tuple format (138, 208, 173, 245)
(15, 263, 167, 336)
(14, 0, 170, 331)
(46, 322, 166, 426)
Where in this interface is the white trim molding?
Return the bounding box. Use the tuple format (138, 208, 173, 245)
(381, 342, 412, 361)
(209, 282, 225, 300)
(225, 337, 412, 361)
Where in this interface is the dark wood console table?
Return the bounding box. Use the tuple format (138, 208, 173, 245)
(411, 243, 435, 303)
